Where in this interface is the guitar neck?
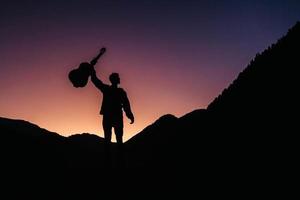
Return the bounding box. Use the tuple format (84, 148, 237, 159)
(90, 49, 105, 66)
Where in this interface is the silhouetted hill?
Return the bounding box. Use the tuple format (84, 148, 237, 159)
(204, 22, 300, 163)
(67, 133, 106, 168)
(0, 117, 62, 138)
(177, 22, 300, 177)
(124, 22, 300, 194)
(126, 114, 179, 167)
(0, 117, 65, 168)
(126, 111, 209, 169)
(0, 117, 110, 198)
(0, 117, 109, 169)
(208, 22, 299, 124)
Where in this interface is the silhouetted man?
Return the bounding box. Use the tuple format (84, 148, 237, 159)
(90, 67, 134, 146)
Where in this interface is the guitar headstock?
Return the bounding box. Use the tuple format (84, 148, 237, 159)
(90, 47, 106, 66)
(100, 47, 106, 55)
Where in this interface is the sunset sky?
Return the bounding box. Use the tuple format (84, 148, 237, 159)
(1, 0, 300, 141)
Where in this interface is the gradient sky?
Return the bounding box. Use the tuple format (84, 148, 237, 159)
(1, 0, 300, 141)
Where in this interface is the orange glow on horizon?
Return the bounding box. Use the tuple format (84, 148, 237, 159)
(0, 48, 214, 142)
(0, 28, 232, 143)
(2, 0, 300, 142)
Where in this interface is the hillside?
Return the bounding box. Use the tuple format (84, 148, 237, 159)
(208, 22, 299, 123)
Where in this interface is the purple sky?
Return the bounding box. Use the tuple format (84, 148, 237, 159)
(1, 0, 300, 140)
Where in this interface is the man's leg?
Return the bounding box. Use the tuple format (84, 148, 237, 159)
(114, 115, 124, 145)
(102, 117, 113, 168)
(115, 126, 123, 144)
(114, 125, 124, 168)
(102, 117, 112, 143)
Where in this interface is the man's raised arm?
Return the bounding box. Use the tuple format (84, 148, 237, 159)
(90, 67, 107, 92)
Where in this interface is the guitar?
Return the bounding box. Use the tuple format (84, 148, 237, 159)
(68, 47, 106, 88)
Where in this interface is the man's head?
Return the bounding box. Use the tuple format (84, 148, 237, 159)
(109, 73, 120, 85)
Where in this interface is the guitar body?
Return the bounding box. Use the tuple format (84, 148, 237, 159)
(68, 62, 91, 88)
(68, 48, 106, 88)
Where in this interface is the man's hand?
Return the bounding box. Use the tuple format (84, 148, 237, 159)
(89, 65, 96, 75)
